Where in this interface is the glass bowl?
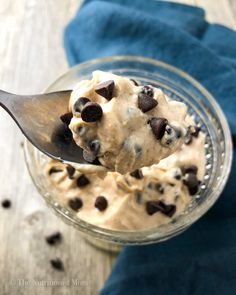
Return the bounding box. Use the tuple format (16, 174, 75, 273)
(24, 56, 232, 247)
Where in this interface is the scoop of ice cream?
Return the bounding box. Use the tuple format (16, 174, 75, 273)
(68, 71, 188, 174)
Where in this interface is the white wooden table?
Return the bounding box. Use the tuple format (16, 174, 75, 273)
(0, 1, 235, 294)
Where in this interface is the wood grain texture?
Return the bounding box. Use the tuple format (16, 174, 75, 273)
(0, 1, 235, 295)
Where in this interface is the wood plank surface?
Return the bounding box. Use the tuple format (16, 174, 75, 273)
(0, 1, 235, 294)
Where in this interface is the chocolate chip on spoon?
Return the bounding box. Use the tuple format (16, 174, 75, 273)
(130, 79, 139, 86)
(68, 197, 83, 211)
(140, 85, 154, 97)
(74, 97, 90, 113)
(66, 165, 75, 179)
(138, 93, 158, 113)
(95, 80, 115, 101)
(81, 102, 103, 122)
(95, 196, 108, 211)
(60, 112, 73, 126)
(130, 169, 143, 179)
(76, 174, 90, 187)
(149, 117, 168, 140)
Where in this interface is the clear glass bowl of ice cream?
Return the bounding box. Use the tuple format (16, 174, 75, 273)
(24, 56, 232, 249)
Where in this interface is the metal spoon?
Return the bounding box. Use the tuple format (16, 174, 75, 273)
(0, 89, 102, 169)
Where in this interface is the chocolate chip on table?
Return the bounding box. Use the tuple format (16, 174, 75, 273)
(130, 79, 139, 86)
(83, 149, 97, 163)
(60, 112, 73, 126)
(95, 196, 108, 211)
(50, 258, 64, 271)
(68, 197, 83, 211)
(183, 165, 198, 175)
(183, 173, 199, 195)
(76, 174, 90, 187)
(1, 199, 11, 209)
(73, 97, 90, 113)
(95, 80, 115, 101)
(149, 117, 168, 140)
(81, 102, 103, 122)
(138, 93, 158, 113)
(66, 165, 75, 179)
(46, 232, 62, 246)
(140, 85, 154, 97)
(130, 169, 143, 179)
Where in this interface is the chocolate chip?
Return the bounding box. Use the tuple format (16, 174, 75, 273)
(184, 134, 192, 145)
(159, 202, 176, 217)
(60, 112, 73, 126)
(89, 139, 100, 155)
(83, 149, 96, 163)
(135, 191, 142, 204)
(138, 93, 158, 113)
(95, 80, 115, 101)
(130, 169, 143, 179)
(95, 196, 108, 211)
(134, 144, 142, 157)
(188, 125, 201, 137)
(49, 167, 63, 175)
(76, 174, 90, 187)
(146, 201, 160, 215)
(73, 97, 90, 113)
(68, 197, 83, 211)
(1, 199, 11, 209)
(149, 117, 168, 140)
(155, 183, 164, 194)
(183, 173, 199, 195)
(50, 258, 64, 271)
(81, 102, 103, 122)
(46, 232, 62, 246)
(66, 165, 75, 179)
(141, 85, 154, 97)
(130, 79, 139, 86)
(183, 165, 198, 175)
(173, 168, 182, 180)
(146, 201, 176, 217)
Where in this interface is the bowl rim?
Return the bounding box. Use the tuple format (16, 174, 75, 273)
(25, 55, 233, 244)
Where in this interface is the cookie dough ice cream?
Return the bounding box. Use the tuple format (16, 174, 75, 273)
(68, 71, 188, 174)
(45, 115, 205, 230)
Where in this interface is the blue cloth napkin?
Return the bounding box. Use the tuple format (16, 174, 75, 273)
(64, 1, 236, 294)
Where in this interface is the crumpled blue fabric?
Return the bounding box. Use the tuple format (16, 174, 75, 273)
(64, 1, 236, 294)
